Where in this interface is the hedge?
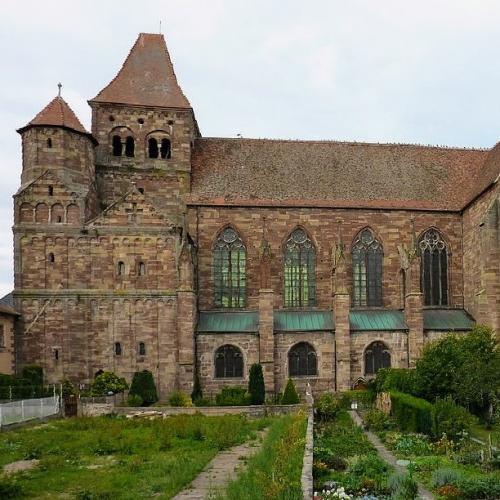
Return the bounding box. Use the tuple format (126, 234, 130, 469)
(339, 389, 375, 409)
(390, 390, 433, 435)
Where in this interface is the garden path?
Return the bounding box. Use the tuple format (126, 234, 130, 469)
(172, 428, 268, 499)
(349, 411, 434, 500)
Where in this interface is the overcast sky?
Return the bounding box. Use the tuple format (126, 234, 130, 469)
(1, 0, 500, 296)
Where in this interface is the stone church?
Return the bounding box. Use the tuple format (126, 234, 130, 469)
(11, 33, 499, 398)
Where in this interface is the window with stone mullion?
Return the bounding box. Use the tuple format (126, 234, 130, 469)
(419, 229, 448, 306)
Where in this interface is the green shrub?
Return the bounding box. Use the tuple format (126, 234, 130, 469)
(0, 373, 16, 386)
(393, 434, 431, 456)
(339, 389, 375, 409)
(375, 367, 418, 395)
(390, 390, 433, 435)
(215, 386, 250, 406)
(0, 476, 23, 498)
(21, 365, 44, 386)
(168, 390, 192, 407)
(345, 453, 391, 493)
(431, 468, 463, 488)
(458, 477, 500, 499)
(128, 370, 158, 405)
(61, 378, 76, 398)
(126, 394, 143, 406)
(191, 371, 203, 403)
(432, 397, 474, 440)
(194, 397, 212, 407)
(388, 472, 418, 500)
(248, 363, 265, 405)
(363, 408, 395, 432)
(315, 393, 341, 421)
(281, 379, 300, 405)
(90, 371, 128, 396)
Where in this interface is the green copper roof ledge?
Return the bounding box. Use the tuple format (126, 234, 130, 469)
(274, 310, 334, 331)
(350, 310, 407, 331)
(197, 311, 259, 333)
(423, 309, 475, 331)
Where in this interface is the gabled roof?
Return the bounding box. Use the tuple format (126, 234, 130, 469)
(18, 95, 88, 135)
(90, 33, 191, 109)
(189, 138, 494, 211)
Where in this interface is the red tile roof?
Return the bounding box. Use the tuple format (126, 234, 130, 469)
(21, 95, 88, 134)
(189, 138, 496, 211)
(90, 33, 191, 109)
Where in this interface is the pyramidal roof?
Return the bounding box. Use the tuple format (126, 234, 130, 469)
(90, 33, 191, 109)
(19, 95, 88, 134)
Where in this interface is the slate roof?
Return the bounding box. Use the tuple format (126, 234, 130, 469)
(90, 33, 191, 109)
(0, 292, 18, 316)
(189, 138, 497, 211)
(18, 95, 88, 135)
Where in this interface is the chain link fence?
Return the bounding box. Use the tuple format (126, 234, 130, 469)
(0, 395, 60, 427)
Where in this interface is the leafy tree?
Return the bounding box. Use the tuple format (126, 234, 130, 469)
(281, 379, 300, 405)
(129, 370, 158, 405)
(61, 378, 77, 398)
(21, 365, 44, 386)
(90, 371, 128, 396)
(191, 371, 203, 403)
(248, 363, 265, 405)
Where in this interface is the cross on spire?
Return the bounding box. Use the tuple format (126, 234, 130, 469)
(57, 82, 62, 97)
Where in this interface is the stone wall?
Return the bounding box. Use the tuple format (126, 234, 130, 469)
(0, 313, 15, 374)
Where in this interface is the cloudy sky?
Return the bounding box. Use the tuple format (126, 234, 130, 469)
(1, 0, 500, 296)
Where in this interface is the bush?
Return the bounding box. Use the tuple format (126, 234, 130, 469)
(194, 397, 212, 407)
(363, 408, 395, 432)
(61, 378, 76, 398)
(432, 397, 474, 440)
(126, 394, 143, 406)
(315, 393, 341, 421)
(281, 379, 300, 405)
(128, 370, 158, 405)
(458, 477, 500, 499)
(339, 389, 375, 409)
(388, 472, 418, 500)
(374, 367, 418, 395)
(0, 476, 23, 499)
(248, 364, 265, 405)
(191, 371, 203, 403)
(90, 371, 128, 396)
(215, 386, 250, 406)
(431, 468, 463, 488)
(168, 390, 192, 407)
(21, 365, 44, 386)
(393, 434, 431, 456)
(390, 391, 433, 435)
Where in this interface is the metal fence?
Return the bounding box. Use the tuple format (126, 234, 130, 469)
(0, 395, 60, 428)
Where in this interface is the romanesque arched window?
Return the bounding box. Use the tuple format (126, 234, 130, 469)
(114, 342, 122, 356)
(289, 342, 317, 376)
(138, 262, 146, 276)
(364, 341, 391, 375)
(148, 138, 159, 158)
(112, 135, 122, 156)
(160, 138, 171, 159)
(125, 136, 135, 157)
(215, 344, 243, 378)
(213, 227, 246, 308)
(138, 342, 146, 356)
(117, 261, 125, 276)
(419, 229, 448, 306)
(352, 228, 383, 307)
(283, 228, 316, 307)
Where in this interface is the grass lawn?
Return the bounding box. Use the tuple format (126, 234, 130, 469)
(220, 411, 307, 499)
(0, 413, 269, 499)
(470, 421, 500, 448)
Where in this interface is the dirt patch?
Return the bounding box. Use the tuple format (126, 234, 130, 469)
(3, 459, 40, 475)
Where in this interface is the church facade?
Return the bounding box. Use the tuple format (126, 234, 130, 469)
(11, 33, 500, 398)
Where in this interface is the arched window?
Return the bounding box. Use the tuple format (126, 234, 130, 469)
(48, 252, 55, 263)
(138, 262, 146, 276)
(125, 136, 135, 157)
(148, 138, 159, 158)
(112, 135, 122, 156)
(117, 261, 125, 276)
(48, 185, 54, 196)
(19, 203, 33, 223)
(51, 203, 64, 223)
(53, 348, 59, 361)
(288, 342, 317, 376)
(419, 229, 448, 306)
(47, 138, 52, 148)
(215, 344, 243, 378)
(284, 228, 316, 307)
(160, 138, 171, 159)
(114, 342, 122, 356)
(213, 227, 246, 308)
(364, 341, 391, 376)
(352, 228, 383, 307)
(138, 342, 146, 356)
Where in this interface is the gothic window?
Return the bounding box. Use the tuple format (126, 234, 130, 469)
(125, 136, 135, 157)
(117, 261, 125, 276)
(160, 138, 171, 159)
(364, 341, 391, 375)
(213, 227, 246, 308)
(138, 342, 146, 356)
(419, 229, 448, 306)
(283, 228, 316, 307)
(148, 138, 159, 158)
(114, 342, 122, 356)
(288, 342, 317, 376)
(352, 228, 383, 307)
(112, 135, 122, 156)
(215, 344, 243, 378)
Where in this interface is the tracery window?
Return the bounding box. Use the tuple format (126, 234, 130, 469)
(283, 228, 316, 307)
(288, 342, 317, 376)
(352, 228, 383, 307)
(364, 341, 391, 375)
(215, 344, 243, 378)
(419, 229, 448, 306)
(213, 227, 246, 308)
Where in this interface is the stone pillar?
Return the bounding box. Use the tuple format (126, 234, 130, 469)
(405, 256, 424, 367)
(258, 288, 275, 394)
(176, 290, 196, 392)
(334, 292, 351, 391)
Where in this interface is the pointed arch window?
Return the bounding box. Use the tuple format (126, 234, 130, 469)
(364, 341, 391, 375)
(284, 228, 316, 307)
(352, 228, 383, 307)
(160, 138, 171, 159)
(213, 227, 246, 308)
(112, 135, 122, 156)
(419, 229, 448, 306)
(125, 136, 135, 157)
(289, 342, 317, 376)
(148, 138, 159, 158)
(215, 344, 243, 378)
